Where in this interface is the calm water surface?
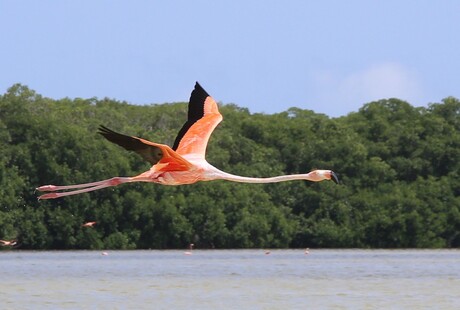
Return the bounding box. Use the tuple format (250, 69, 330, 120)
(1, 249, 459, 309)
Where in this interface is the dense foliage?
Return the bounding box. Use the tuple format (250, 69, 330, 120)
(1, 84, 459, 249)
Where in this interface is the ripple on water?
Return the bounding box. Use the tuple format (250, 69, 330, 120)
(1, 249, 459, 309)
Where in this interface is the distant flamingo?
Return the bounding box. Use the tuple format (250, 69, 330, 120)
(304, 248, 310, 255)
(184, 243, 194, 255)
(36, 82, 339, 199)
(82, 221, 97, 227)
(0, 239, 17, 247)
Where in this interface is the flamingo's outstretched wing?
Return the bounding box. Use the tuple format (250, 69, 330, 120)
(172, 82, 223, 158)
(98, 126, 192, 171)
(99, 126, 163, 165)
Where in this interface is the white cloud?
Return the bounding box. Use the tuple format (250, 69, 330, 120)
(339, 62, 422, 104)
(309, 62, 423, 116)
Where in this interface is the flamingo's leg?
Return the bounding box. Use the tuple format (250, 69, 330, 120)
(36, 179, 119, 192)
(38, 183, 113, 200)
(36, 177, 132, 200)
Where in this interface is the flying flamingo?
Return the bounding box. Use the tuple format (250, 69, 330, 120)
(36, 82, 339, 200)
(0, 239, 18, 247)
(82, 221, 97, 227)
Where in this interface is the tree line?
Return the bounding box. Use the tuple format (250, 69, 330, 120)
(0, 84, 459, 249)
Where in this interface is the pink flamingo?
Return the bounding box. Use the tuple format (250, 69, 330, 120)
(82, 221, 97, 227)
(184, 243, 194, 255)
(0, 239, 18, 247)
(36, 82, 339, 200)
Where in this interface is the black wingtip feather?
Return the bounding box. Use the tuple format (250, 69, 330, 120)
(194, 81, 208, 96)
(97, 125, 139, 151)
(188, 82, 209, 119)
(98, 125, 113, 136)
(97, 125, 163, 165)
(172, 82, 211, 150)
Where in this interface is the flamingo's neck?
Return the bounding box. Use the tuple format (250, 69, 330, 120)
(214, 171, 315, 183)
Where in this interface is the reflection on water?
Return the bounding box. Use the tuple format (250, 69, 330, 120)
(1, 250, 459, 309)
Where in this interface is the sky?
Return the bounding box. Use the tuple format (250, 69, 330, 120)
(1, 1, 459, 117)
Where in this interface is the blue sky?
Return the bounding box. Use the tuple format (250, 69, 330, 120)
(1, 1, 459, 117)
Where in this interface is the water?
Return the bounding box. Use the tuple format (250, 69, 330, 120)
(1, 249, 459, 309)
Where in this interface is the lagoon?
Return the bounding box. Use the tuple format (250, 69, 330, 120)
(1, 249, 459, 309)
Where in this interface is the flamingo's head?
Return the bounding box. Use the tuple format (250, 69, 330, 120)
(309, 170, 340, 184)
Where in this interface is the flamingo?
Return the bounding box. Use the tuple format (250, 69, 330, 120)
(184, 243, 194, 255)
(0, 239, 18, 247)
(82, 221, 97, 227)
(36, 82, 339, 200)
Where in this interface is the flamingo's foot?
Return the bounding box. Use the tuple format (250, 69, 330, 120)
(36, 185, 58, 192)
(38, 192, 59, 200)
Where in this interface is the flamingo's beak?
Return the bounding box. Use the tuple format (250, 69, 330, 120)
(330, 171, 340, 184)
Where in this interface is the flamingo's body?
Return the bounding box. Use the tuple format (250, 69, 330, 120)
(37, 82, 339, 200)
(82, 221, 97, 227)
